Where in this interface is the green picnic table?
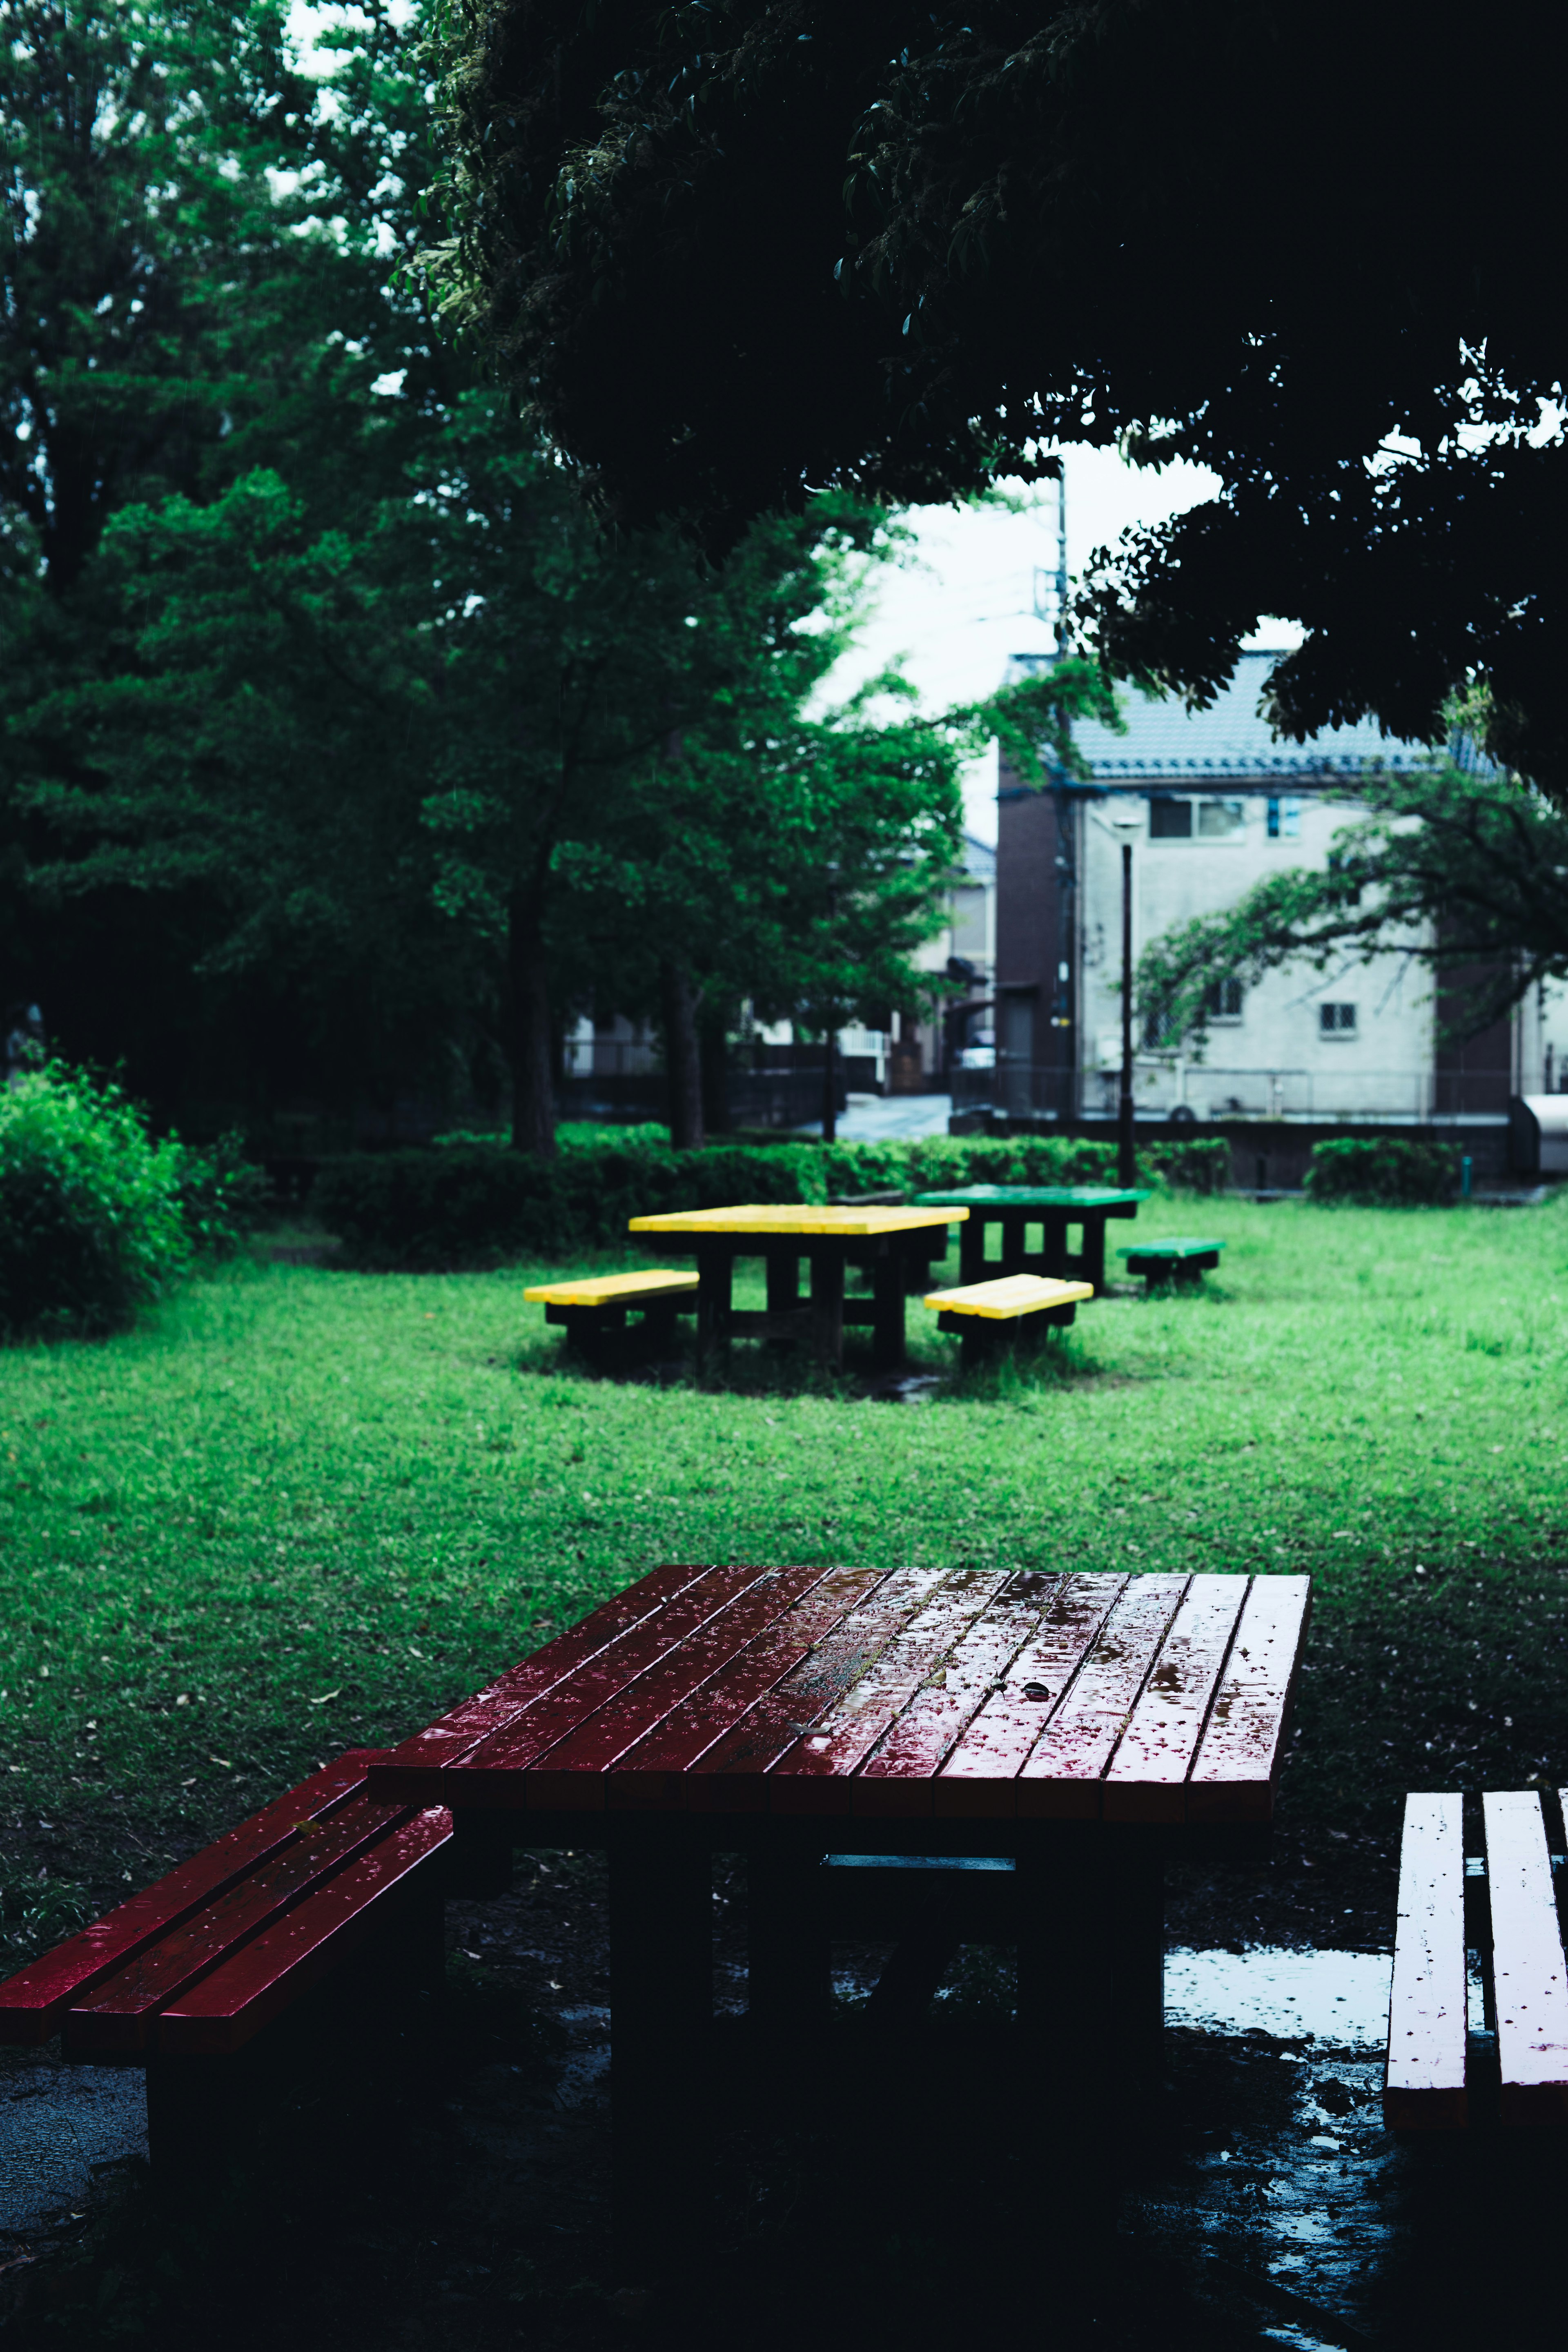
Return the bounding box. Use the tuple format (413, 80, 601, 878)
(912, 1185, 1152, 1295)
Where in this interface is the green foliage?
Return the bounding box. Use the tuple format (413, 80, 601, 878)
(175, 1132, 274, 1259)
(425, 1, 1568, 794)
(313, 1129, 1229, 1268)
(1136, 754, 1568, 1051)
(1304, 1137, 1461, 1207)
(0, 1063, 190, 1337)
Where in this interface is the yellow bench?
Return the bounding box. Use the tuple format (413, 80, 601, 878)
(525, 1270, 698, 1358)
(924, 1274, 1093, 1366)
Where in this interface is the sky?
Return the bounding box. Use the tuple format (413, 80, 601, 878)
(816, 444, 1303, 846)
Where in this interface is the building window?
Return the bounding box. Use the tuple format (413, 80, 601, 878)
(1266, 797, 1302, 839)
(1196, 798, 1245, 838)
(1320, 1002, 1357, 1036)
(1149, 797, 1192, 839)
(1205, 977, 1244, 1022)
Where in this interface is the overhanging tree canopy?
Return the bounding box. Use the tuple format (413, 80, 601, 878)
(428, 0, 1568, 790)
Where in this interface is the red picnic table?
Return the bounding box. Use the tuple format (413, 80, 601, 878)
(370, 1564, 1310, 2265)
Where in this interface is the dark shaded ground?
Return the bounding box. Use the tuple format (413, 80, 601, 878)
(3, 1839, 1567, 2351)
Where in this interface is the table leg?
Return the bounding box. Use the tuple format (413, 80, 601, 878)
(766, 1248, 800, 1332)
(1082, 1215, 1109, 1294)
(695, 1241, 733, 1361)
(748, 1845, 831, 2040)
(1001, 1212, 1026, 1276)
(960, 1216, 986, 1285)
(1111, 1829, 1165, 2105)
(1041, 1211, 1068, 1280)
(871, 1251, 906, 1369)
(610, 1828, 713, 2277)
(1016, 1838, 1114, 2204)
(810, 1248, 844, 1365)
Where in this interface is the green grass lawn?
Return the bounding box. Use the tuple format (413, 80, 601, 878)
(4, 1190, 1567, 1955)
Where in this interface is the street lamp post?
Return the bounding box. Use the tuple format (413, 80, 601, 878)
(1104, 800, 1144, 1187)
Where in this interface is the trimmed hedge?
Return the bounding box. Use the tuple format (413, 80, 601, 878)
(1304, 1136, 1461, 1205)
(312, 1130, 1231, 1270)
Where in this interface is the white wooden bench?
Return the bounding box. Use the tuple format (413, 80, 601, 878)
(923, 1274, 1093, 1366)
(1385, 1787, 1568, 2128)
(524, 1270, 697, 1359)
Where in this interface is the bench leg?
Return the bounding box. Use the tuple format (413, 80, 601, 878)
(610, 1828, 712, 2279)
(638, 1301, 679, 1349)
(871, 1253, 906, 1370)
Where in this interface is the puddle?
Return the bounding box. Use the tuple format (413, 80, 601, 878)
(1165, 1947, 1392, 2047)
(0, 2060, 146, 2234)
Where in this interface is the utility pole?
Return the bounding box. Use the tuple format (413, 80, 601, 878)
(1119, 840, 1135, 1187)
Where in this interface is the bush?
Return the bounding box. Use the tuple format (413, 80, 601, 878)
(0, 1063, 191, 1337)
(175, 1130, 273, 1258)
(313, 1129, 1232, 1270)
(1304, 1136, 1461, 1205)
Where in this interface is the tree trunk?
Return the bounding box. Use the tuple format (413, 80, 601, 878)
(662, 961, 705, 1151)
(699, 1002, 732, 1136)
(508, 886, 557, 1158)
(821, 1011, 838, 1144)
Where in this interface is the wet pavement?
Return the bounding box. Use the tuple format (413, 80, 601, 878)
(2, 1887, 1564, 2349)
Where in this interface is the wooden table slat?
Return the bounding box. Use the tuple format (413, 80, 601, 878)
(766, 1568, 1010, 1813)
(1189, 1575, 1312, 1820)
(629, 1205, 962, 1238)
(1384, 1791, 1468, 2128)
(853, 1573, 1065, 1815)
(935, 1572, 1130, 1813)
(371, 1563, 716, 1788)
(446, 1563, 787, 1786)
(1484, 1788, 1568, 2122)
(1017, 1574, 1191, 1817)
(1103, 1574, 1253, 1822)
(518, 1564, 839, 1805)
(688, 1565, 953, 1806)
(608, 1566, 891, 1800)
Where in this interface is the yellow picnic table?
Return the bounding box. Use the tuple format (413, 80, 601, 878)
(627, 1202, 968, 1368)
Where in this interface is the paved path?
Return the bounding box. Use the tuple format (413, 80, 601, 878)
(795, 1092, 953, 1141)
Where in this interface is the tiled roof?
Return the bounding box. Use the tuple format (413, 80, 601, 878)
(1004, 649, 1436, 782)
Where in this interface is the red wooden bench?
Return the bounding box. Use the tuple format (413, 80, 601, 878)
(0, 1750, 452, 2183)
(1385, 1786, 1568, 2128)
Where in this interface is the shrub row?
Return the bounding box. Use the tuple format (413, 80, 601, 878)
(1303, 1135, 1462, 1205)
(312, 1129, 1232, 1271)
(0, 1065, 272, 1340)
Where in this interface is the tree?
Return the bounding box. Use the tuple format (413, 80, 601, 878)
(1132, 746, 1568, 1056)
(425, 0, 1568, 793)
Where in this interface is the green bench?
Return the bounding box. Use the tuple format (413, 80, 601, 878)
(924, 1273, 1093, 1366)
(1115, 1238, 1225, 1291)
(525, 1270, 698, 1357)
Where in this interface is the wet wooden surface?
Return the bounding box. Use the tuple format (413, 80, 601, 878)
(1384, 1790, 1468, 2129)
(369, 1566, 1311, 1826)
(1483, 1788, 1568, 2123)
(0, 1751, 384, 2044)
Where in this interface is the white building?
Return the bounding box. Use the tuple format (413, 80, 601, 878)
(989, 650, 1566, 1132)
